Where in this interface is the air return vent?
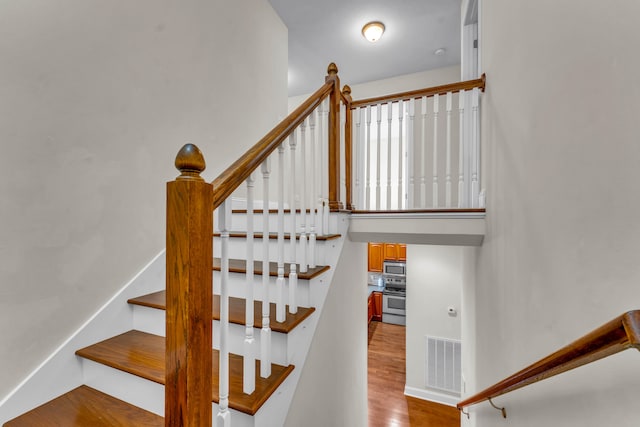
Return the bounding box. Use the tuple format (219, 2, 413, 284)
(425, 336, 461, 395)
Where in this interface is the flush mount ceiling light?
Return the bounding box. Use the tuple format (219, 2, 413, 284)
(362, 21, 385, 43)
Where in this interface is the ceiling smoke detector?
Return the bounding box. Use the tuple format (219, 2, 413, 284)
(362, 21, 385, 43)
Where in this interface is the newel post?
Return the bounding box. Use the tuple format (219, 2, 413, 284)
(342, 85, 353, 210)
(326, 62, 343, 211)
(165, 144, 213, 427)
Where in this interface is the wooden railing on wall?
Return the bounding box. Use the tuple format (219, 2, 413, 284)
(165, 64, 344, 427)
(457, 310, 640, 418)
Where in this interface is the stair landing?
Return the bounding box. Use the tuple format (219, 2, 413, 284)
(128, 290, 315, 333)
(3, 385, 163, 427)
(75, 330, 294, 415)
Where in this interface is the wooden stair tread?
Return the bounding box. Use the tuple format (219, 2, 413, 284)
(3, 385, 163, 427)
(128, 290, 315, 333)
(214, 258, 329, 280)
(214, 231, 341, 241)
(75, 330, 294, 415)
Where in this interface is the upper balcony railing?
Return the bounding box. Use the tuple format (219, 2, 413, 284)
(341, 75, 486, 211)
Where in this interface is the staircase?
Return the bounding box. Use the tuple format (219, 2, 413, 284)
(1, 64, 486, 426)
(3, 208, 349, 427)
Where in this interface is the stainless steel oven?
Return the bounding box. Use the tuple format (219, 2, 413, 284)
(382, 291, 406, 325)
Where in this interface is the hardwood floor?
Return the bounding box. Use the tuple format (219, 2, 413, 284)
(368, 321, 460, 427)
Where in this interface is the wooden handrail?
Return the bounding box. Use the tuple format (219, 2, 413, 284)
(457, 310, 640, 411)
(212, 79, 334, 209)
(350, 74, 486, 109)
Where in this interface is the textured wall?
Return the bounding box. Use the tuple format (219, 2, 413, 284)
(469, 1, 640, 425)
(0, 0, 287, 400)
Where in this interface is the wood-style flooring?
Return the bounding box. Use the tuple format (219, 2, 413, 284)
(368, 321, 460, 427)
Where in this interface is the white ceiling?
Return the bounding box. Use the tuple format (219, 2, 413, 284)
(268, 0, 462, 96)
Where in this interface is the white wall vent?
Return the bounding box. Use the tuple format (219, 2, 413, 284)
(425, 336, 461, 396)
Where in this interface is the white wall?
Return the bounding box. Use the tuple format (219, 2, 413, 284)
(470, 1, 640, 426)
(0, 0, 287, 400)
(405, 245, 462, 402)
(288, 66, 460, 112)
(284, 238, 368, 427)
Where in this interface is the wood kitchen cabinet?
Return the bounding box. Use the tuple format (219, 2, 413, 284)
(368, 292, 383, 323)
(368, 243, 384, 272)
(380, 243, 407, 261)
(383, 243, 397, 261)
(397, 244, 406, 261)
(368, 242, 407, 272)
(372, 292, 383, 322)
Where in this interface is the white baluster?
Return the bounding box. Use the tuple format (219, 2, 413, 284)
(376, 103, 382, 210)
(471, 88, 480, 208)
(288, 133, 299, 315)
(316, 102, 324, 236)
(322, 99, 329, 234)
(420, 96, 428, 207)
(243, 175, 255, 394)
(217, 200, 231, 426)
(340, 102, 347, 208)
(308, 111, 317, 268)
(432, 94, 440, 208)
(458, 90, 466, 208)
(397, 100, 404, 209)
(354, 107, 362, 210)
(386, 101, 393, 210)
(445, 92, 453, 208)
(365, 105, 372, 210)
(260, 159, 271, 378)
(299, 118, 308, 273)
(407, 99, 416, 209)
(276, 144, 286, 323)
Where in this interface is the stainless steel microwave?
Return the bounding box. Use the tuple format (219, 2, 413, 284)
(383, 261, 406, 277)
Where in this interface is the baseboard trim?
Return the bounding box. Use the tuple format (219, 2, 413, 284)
(404, 385, 459, 407)
(0, 250, 165, 421)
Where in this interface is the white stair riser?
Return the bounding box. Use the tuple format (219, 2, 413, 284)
(81, 359, 255, 427)
(131, 305, 294, 366)
(215, 212, 339, 235)
(213, 271, 312, 307)
(213, 238, 330, 266)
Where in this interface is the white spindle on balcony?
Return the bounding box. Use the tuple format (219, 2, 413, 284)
(458, 90, 466, 208)
(288, 132, 298, 315)
(243, 174, 255, 395)
(420, 96, 428, 207)
(365, 105, 372, 209)
(397, 99, 404, 209)
(407, 99, 415, 208)
(276, 144, 286, 323)
(432, 94, 440, 208)
(217, 199, 231, 427)
(445, 92, 453, 207)
(308, 110, 317, 267)
(260, 159, 271, 378)
(354, 107, 362, 210)
(386, 101, 393, 210)
(471, 87, 480, 208)
(375, 104, 382, 210)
